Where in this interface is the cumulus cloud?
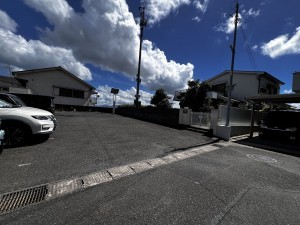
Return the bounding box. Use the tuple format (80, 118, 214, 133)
(214, 13, 242, 34)
(0, 28, 92, 80)
(215, 7, 260, 34)
(0, 10, 18, 32)
(141, 0, 190, 25)
(142, 0, 210, 25)
(96, 85, 152, 106)
(96, 85, 180, 108)
(283, 89, 294, 94)
(261, 27, 300, 58)
(21, 0, 193, 94)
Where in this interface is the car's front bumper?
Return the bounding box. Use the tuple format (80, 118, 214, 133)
(32, 118, 57, 135)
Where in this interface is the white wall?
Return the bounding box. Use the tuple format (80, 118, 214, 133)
(16, 70, 91, 105)
(209, 72, 259, 101)
(231, 73, 258, 100)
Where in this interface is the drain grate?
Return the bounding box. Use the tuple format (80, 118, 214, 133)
(0, 185, 48, 214)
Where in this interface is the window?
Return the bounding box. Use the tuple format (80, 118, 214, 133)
(59, 88, 72, 97)
(212, 83, 226, 95)
(73, 90, 84, 98)
(0, 87, 9, 92)
(58, 88, 85, 98)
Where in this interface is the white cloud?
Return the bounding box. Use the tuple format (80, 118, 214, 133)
(192, 16, 201, 23)
(243, 8, 260, 17)
(142, 0, 209, 25)
(0, 10, 18, 32)
(96, 85, 180, 108)
(252, 45, 258, 51)
(215, 7, 259, 34)
(261, 27, 300, 58)
(141, 0, 190, 25)
(193, 0, 209, 14)
(96, 85, 152, 106)
(23, 0, 73, 24)
(0, 28, 92, 80)
(283, 89, 294, 94)
(214, 13, 242, 34)
(0, 9, 18, 32)
(21, 0, 193, 94)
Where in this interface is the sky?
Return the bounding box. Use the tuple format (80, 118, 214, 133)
(0, 0, 299, 107)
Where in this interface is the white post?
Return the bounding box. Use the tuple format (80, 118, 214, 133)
(112, 94, 116, 114)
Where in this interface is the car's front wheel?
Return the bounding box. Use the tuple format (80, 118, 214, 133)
(2, 122, 30, 147)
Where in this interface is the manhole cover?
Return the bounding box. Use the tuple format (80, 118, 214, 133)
(246, 154, 278, 164)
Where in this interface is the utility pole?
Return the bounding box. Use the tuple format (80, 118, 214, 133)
(135, 7, 147, 107)
(226, 2, 239, 126)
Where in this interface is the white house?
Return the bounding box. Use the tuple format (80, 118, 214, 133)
(206, 70, 284, 102)
(11, 67, 96, 106)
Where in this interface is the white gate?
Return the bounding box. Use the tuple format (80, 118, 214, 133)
(179, 108, 211, 129)
(191, 112, 211, 129)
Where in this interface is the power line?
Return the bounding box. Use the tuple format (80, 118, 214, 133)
(241, 26, 259, 71)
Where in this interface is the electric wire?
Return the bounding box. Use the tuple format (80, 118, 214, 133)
(241, 25, 259, 71)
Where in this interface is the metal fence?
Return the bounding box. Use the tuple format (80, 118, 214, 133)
(190, 112, 211, 129)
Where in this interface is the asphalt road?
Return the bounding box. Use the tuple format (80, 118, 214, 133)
(1, 111, 299, 224)
(1, 141, 299, 225)
(0, 111, 215, 193)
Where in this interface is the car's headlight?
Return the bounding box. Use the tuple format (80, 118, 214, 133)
(32, 115, 51, 120)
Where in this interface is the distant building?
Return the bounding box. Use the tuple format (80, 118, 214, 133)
(0, 76, 30, 94)
(0, 66, 96, 106)
(206, 70, 284, 102)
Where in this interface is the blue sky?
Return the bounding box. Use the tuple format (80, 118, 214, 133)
(0, 0, 299, 106)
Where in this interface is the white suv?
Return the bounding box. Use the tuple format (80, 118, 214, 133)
(0, 98, 57, 147)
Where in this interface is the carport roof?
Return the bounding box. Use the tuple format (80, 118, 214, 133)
(247, 93, 300, 103)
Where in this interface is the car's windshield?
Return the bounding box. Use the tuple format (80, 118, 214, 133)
(0, 94, 26, 107)
(10, 95, 27, 107)
(0, 99, 15, 108)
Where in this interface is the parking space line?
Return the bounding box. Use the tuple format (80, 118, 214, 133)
(18, 163, 31, 167)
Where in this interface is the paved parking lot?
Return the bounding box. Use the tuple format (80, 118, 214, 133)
(1, 112, 300, 224)
(0, 111, 216, 193)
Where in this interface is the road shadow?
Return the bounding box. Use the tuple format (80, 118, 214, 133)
(235, 136, 300, 157)
(1, 134, 50, 151)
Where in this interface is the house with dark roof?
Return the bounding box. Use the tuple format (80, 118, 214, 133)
(9, 66, 96, 106)
(206, 70, 284, 102)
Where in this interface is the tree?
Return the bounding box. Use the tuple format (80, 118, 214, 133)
(151, 89, 171, 109)
(179, 80, 212, 112)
